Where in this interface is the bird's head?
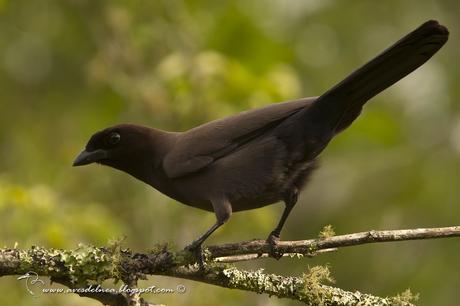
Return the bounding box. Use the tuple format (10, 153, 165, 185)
(73, 124, 156, 170)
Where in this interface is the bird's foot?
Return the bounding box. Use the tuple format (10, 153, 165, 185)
(184, 241, 205, 269)
(266, 232, 283, 260)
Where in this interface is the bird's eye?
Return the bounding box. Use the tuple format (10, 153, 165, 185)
(108, 132, 121, 145)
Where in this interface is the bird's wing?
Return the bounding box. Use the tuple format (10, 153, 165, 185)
(163, 98, 315, 178)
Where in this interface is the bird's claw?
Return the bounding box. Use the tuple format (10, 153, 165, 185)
(266, 232, 283, 260)
(184, 242, 205, 269)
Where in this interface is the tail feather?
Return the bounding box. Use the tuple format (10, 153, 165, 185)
(305, 20, 449, 134)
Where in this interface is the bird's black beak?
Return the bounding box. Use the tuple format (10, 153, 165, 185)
(72, 149, 108, 167)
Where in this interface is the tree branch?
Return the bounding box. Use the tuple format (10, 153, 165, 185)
(1, 226, 458, 306)
(209, 226, 460, 262)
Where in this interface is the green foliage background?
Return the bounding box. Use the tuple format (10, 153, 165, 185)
(0, 0, 459, 305)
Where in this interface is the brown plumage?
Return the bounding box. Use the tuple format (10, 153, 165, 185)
(73, 20, 448, 257)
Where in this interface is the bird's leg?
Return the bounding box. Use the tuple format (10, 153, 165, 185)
(185, 222, 222, 267)
(185, 196, 232, 268)
(267, 188, 299, 259)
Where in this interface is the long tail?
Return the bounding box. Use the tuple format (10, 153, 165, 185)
(304, 20, 449, 134)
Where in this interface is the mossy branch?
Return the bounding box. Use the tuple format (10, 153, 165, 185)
(1, 225, 458, 306)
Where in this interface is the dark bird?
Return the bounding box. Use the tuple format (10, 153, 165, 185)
(73, 20, 448, 259)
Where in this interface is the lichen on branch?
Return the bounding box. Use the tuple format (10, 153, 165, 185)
(1, 225, 458, 305)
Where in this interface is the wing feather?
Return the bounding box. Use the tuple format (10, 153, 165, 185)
(163, 98, 315, 178)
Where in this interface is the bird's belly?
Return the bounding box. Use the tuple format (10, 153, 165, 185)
(230, 193, 281, 212)
(174, 184, 282, 212)
(165, 157, 317, 213)
(167, 171, 282, 213)
(155, 183, 215, 212)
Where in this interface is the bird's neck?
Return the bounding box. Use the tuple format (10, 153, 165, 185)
(110, 127, 182, 199)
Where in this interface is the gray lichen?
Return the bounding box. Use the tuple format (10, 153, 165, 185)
(221, 265, 414, 306)
(16, 244, 114, 284)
